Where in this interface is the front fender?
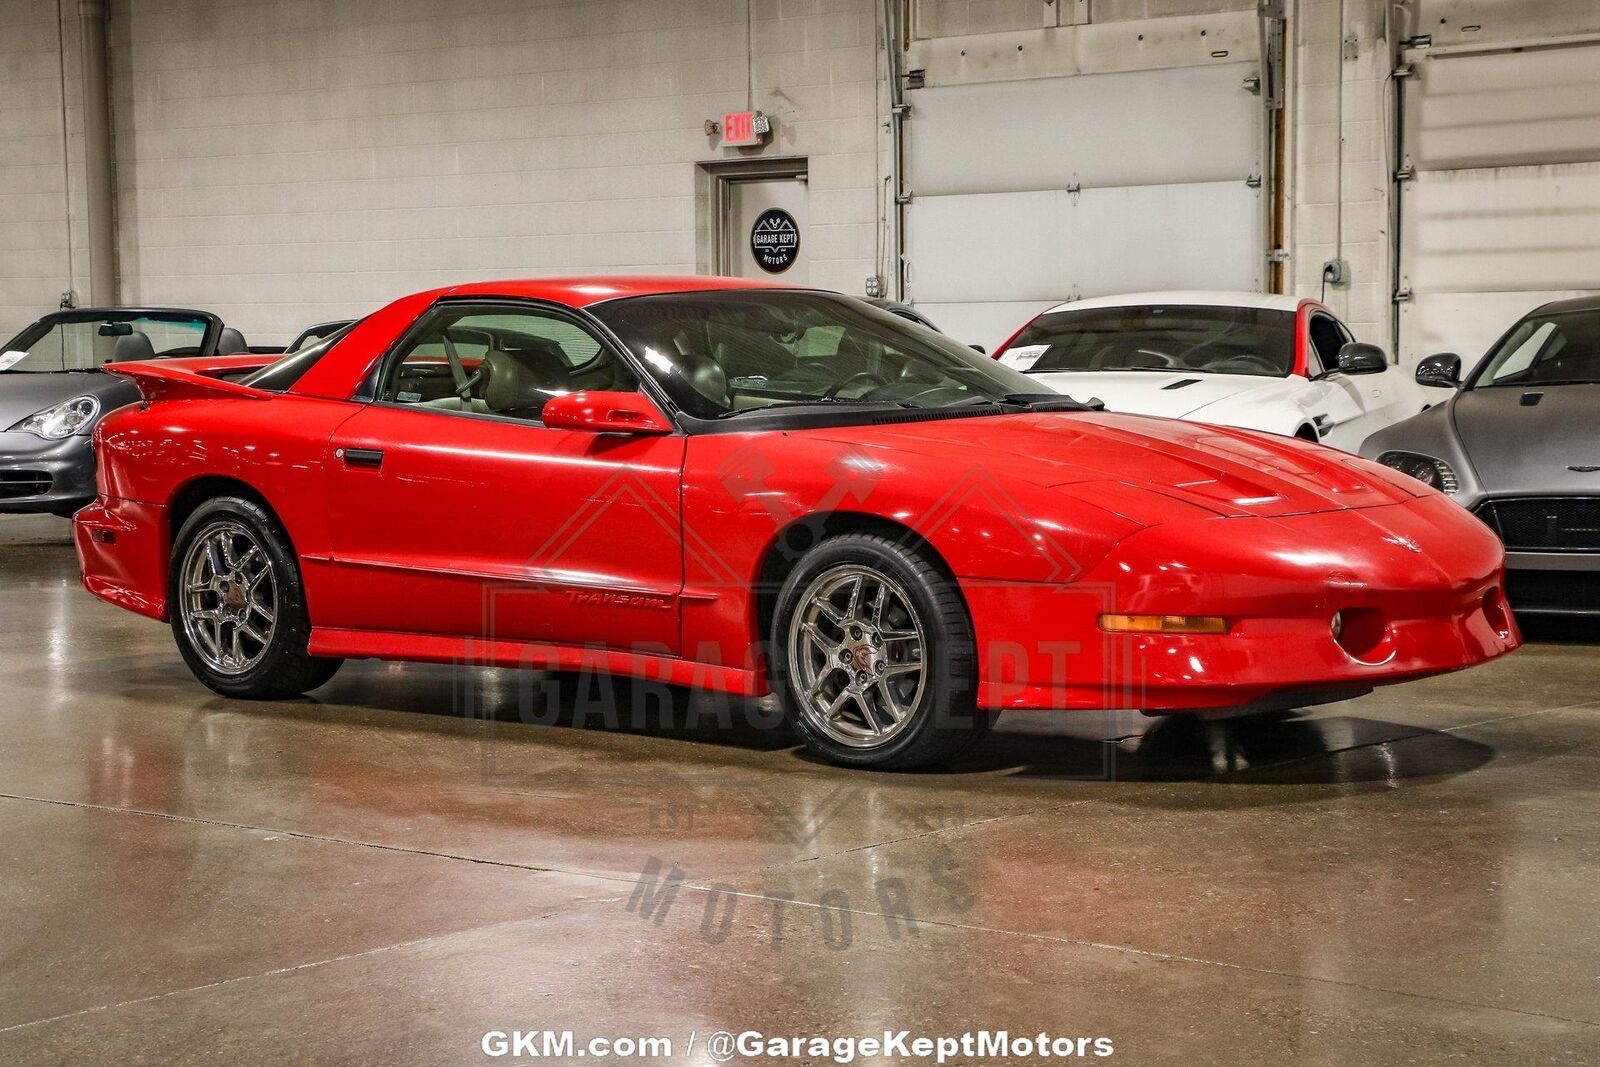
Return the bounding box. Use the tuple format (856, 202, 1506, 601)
(1182, 379, 1317, 440)
(677, 432, 1162, 675)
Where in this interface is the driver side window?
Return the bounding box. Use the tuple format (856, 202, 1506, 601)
(1306, 314, 1345, 377)
(379, 303, 639, 423)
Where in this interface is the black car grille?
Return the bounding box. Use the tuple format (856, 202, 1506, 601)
(1503, 570, 1600, 615)
(0, 471, 52, 499)
(1475, 497, 1600, 552)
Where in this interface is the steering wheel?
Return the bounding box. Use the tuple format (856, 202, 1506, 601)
(1215, 353, 1281, 375)
(1130, 348, 1182, 368)
(440, 332, 487, 403)
(824, 370, 888, 398)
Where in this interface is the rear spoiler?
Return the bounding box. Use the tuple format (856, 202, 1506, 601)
(108, 357, 274, 403)
(162, 353, 281, 378)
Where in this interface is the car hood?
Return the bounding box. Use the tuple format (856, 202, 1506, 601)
(1025, 370, 1285, 420)
(818, 410, 1421, 519)
(0, 371, 140, 429)
(1454, 383, 1600, 494)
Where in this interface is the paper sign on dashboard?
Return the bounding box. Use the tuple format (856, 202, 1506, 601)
(0, 351, 29, 371)
(998, 345, 1046, 371)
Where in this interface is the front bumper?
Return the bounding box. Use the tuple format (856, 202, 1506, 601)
(968, 496, 1521, 711)
(0, 431, 96, 514)
(1501, 552, 1600, 616)
(1467, 497, 1600, 615)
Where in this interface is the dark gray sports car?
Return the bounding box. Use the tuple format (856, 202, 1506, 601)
(1362, 295, 1600, 615)
(0, 307, 247, 516)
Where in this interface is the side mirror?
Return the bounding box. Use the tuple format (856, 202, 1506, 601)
(1335, 341, 1388, 375)
(1415, 352, 1462, 388)
(968, 344, 987, 355)
(541, 390, 673, 435)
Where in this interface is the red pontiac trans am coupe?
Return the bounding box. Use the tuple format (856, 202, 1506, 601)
(75, 277, 1519, 768)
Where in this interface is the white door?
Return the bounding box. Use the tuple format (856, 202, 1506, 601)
(1396, 37, 1600, 371)
(903, 60, 1266, 350)
(723, 177, 809, 284)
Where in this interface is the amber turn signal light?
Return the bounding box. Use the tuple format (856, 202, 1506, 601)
(1098, 614, 1230, 635)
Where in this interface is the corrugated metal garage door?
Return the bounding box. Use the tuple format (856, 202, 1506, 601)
(904, 61, 1264, 348)
(1397, 40, 1600, 366)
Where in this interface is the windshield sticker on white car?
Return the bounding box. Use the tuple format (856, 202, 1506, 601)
(998, 344, 1046, 371)
(0, 351, 27, 371)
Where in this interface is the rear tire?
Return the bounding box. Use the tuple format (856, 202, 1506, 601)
(770, 532, 993, 769)
(168, 496, 342, 699)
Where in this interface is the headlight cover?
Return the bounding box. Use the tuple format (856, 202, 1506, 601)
(1376, 450, 1458, 494)
(8, 395, 101, 439)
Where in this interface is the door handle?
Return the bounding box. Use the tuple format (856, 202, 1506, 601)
(338, 447, 384, 469)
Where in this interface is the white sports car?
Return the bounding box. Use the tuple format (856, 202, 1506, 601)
(992, 292, 1412, 451)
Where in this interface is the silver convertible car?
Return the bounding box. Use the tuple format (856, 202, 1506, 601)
(0, 307, 248, 516)
(1362, 295, 1600, 616)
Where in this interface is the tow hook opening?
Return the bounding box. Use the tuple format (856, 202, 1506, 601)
(1333, 607, 1391, 663)
(1482, 587, 1512, 639)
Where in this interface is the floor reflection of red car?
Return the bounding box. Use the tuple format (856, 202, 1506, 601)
(75, 277, 1519, 769)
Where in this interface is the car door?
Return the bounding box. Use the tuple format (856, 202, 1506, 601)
(317, 300, 686, 656)
(1304, 311, 1397, 449)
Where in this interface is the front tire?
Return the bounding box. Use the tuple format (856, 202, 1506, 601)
(168, 496, 342, 699)
(771, 532, 993, 769)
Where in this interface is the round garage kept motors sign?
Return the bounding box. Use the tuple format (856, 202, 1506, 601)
(750, 209, 800, 273)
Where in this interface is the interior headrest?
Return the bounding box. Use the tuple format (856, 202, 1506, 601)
(482, 350, 545, 414)
(217, 327, 249, 354)
(678, 350, 728, 408)
(111, 331, 157, 363)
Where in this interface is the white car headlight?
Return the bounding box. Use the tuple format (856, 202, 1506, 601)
(8, 395, 101, 440)
(1376, 450, 1459, 494)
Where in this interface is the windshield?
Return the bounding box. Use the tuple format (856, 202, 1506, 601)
(590, 291, 1048, 419)
(0, 313, 211, 372)
(1000, 305, 1297, 377)
(1474, 308, 1600, 388)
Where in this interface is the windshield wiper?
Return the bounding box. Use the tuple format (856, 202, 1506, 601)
(943, 393, 1104, 412)
(715, 398, 919, 418)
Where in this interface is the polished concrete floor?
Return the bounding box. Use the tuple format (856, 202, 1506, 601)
(2, 514, 1598, 1065)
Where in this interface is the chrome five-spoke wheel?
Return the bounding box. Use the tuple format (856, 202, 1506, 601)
(179, 519, 278, 676)
(787, 564, 926, 748)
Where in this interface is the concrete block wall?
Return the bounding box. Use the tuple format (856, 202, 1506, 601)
(0, 0, 89, 341)
(93, 0, 880, 345)
(1288, 0, 1395, 348)
(0, 0, 1413, 352)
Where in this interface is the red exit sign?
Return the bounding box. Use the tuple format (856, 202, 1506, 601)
(721, 110, 770, 147)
